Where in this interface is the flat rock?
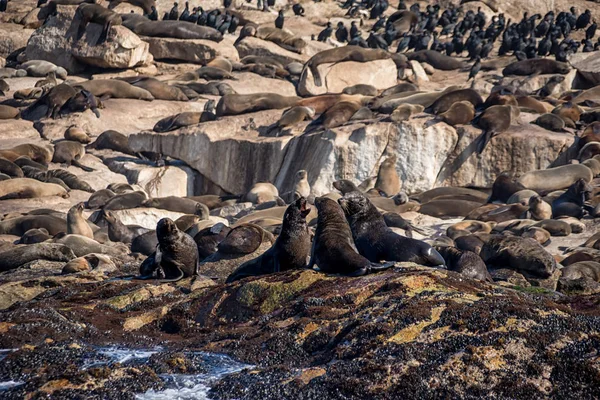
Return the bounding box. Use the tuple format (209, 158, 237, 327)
(235, 36, 308, 66)
(144, 36, 239, 64)
(228, 72, 297, 97)
(570, 51, 600, 86)
(297, 58, 398, 96)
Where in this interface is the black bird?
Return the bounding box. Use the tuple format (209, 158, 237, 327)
(583, 39, 594, 53)
(224, 0, 233, 8)
(0, 0, 7, 12)
(538, 35, 551, 56)
(576, 9, 591, 30)
(398, 0, 406, 10)
(37, 0, 48, 7)
(218, 15, 231, 34)
(586, 21, 597, 40)
(145, 5, 158, 21)
(367, 32, 388, 50)
(197, 7, 207, 25)
(396, 33, 410, 52)
(275, 10, 284, 29)
(384, 23, 397, 45)
(514, 50, 527, 61)
(168, 2, 179, 20)
(341, 0, 354, 9)
(335, 21, 348, 42)
(480, 40, 493, 59)
(229, 16, 239, 33)
(179, 2, 189, 21)
(292, 3, 304, 16)
(468, 57, 481, 81)
(372, 16, 386, 32)
(317, 22, 333, 42)
(350, 21, 359, 38)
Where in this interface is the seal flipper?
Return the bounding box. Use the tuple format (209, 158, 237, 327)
(72, 160, 95, 172)
(367, 261, 395, 272)
(476, 130, 493, 155)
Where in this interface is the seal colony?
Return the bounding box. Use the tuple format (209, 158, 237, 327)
(0, 0, 598, 373)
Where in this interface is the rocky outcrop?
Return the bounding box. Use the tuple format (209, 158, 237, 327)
(129, 113, 576, 196)
(0, 23, 34, 58)
(144, 36, 239, 64)
(571, 51, 600, 86)
(25, 6, 149, 73)
(297, 59, 398, 96)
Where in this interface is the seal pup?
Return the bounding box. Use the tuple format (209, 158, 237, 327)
(338, 190, 445, 267)
(266, 106, 314, 135)
(374, 155, 401, 196)
(65, 126, 91, 144)
(439, 101, 475, 126)
(552, 179, 592, 219)
(226, 197, 312, 283)
(137, 218, 199, 282)
(390, 103, 424, 122)
(308, 197, 394, 276)
(67, 202, 94, 239)
(435, 246, 492, 282)
(529, 195, 552, 220)
(52, 140, 94, 172)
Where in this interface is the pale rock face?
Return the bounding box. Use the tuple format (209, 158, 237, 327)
(0, 24, 34, 58)
(297, 58, 398, 96)
(409, 60, 429, 82)
(570, 51, 600, 86)
(25, 6, 149, 73)
(499, 68, 577, 96)
(144, 36, 239, 64)
(108, 207, 188, 230)
(129, 111, 576, 196)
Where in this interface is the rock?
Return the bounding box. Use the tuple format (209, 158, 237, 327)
(235, 36, 307, 66)
(199, 241, 272, 282)
(105, 207, 188, 230)
(500, 69, 576, 96)
(227, 72, 297, 97)
(25, 6, 149, 74)
(557, 277, 600, 294)
(297, 58, 397, 96)
(570, 51, 600, 86)
(489, 268, 531, 287)
(144, 36, 239, 64)
(526, 269, 561, 291)
(409, 60, 429, 82)
(0, 24, 34, 58)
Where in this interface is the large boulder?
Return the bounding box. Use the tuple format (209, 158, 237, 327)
(0, 24, 34, 58)
(297, 58, 398, 96)
(144, 36, 238, 64)
(235, 36, 307, 66)
(25, 5, 149, 74)
(571, 51, 600, 86)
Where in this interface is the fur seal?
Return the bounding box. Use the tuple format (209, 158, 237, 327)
(382, 212, 425, 238)
(414, 187, 488, 204)
(0, 105, 20, 120)
(137, 218, 199, 282)
(319, 99, 364, 129)
(581, 123, 600, 147)
(267, 106, 315, 135)
(522, 227, 551, 246)
(0, 178, 68, 200)
(108, 0, 154, 14)
(52, 140, 94, 172)
(78, 80, 154, 101)
(0, 243, 75, 272)
(75, 3, 123, 44)
(533, 219, 572, 236)
(67, 202, 94, 239)
(552, 179, 592, 219)
(429, 88, 483, 115)
(583, 158, 600, 176)
(19, 60, 68, 79)
(65, 126, 92, 144)
(217, 224, 274, 255)
(121, 13, 222, 41)
(406, 50, 465, 70)
(476, 105, 520, 154)
(103, 191, 148, 210)
(194, 223, 232, 259)
(507, 189, 539, 205)
(374, 155, 401, 196)
(87, 130, 135, 156)
(236, 25, 306, 54)
(244, 182, 279, 204)
(0, 158, 23, 178)
(0, 144, 52, 164)
(529, 195, 552, 220)
(447, 221, 492, 238)
(435, 246, 492, 282)
(293, 170, 310, 198)
(309, 197, 394, 276)
(131, 230, 158, 256)
(390, 103, 424, 122)
(579, 142, 600, 162)
(439, 101, 475, 126)
(480, 235, 556, 278)
(143, 197, 209, 218)
(517, 164, 593, 192)
(419, 199, 483, 218)
(153, 112, 216, 132)
(338, 190, 445, 266)
(0, 215, 67, 236)
(516, 96, 553, 114)
(454, 235, 485, 254)
(101, 210, 149, 244)
(118, 76, 188, 101)
(216, 93, 299, 117)
(561, 261, 600, 282)
(502, 59, 570, 76)
(302, 46, 391, 86)
(53, 233, 128, 258)
(343, 84, 378, 96)
(381, 83, 419, 97)
(226, 197, 312, 283)
(534, 113, 565, 132)
(16, 228, 52, 245)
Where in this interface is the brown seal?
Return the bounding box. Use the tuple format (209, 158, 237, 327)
(143, 196, 209, 218)
(0, 158, 23, 178)
(533, 113, 565, 132)
(0, 243, 75, 272)
(429, 88, 483, 115)
(435, 246, 492, 282)
(517, 164, 592, 192)
(52, 140, 94, 172)
(75, 3, 123, 44)
(390, 104, 424, 122)
(0, 105, 20, 119)
(236, 25, 306, 54)
(121, 13, 222, 41)
(581, 122, 600, 147)
(319, 99, 364, 129)
(579, 142, 600, 162)
(101, 209, 149, 244)
(502, 59, 570, 76)
(406, 50, 465, 70)
(244, 183, 279, 204)
(118, 76, 188, 101)
(67, 202, 94, 239)
(343, 84, 378, 96)
(551, 179, 592, 219)
(216, 93, 299, 117)
(103, 191, 148, 211)
(516, 96, 553, 114)
(0, 178, 68, 200)
(561, 261, 600, 281)
(533, 219, 572, 236)
(107, 0, 154, 14)
(476, 105, 520, 154)
(522, 226, 551, 246)
(480, 235, 557, 278)
(87, 130, 136, 156)
(266, 106, 315, 135)
(65, 126, 92, 144)
(153, 112, 216, 132)
(226, 197, 312, 283)
(529, 195, 552, 220)
(439, 100, 475, 126)
(217, 224, 274, 255)
(78, 79, 154, 101)
(374, 155, 401, 196)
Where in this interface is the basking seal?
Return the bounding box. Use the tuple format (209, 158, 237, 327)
(244, 182, 279, 204)
(343, 84, 378, 96)
(533, 219, 572, 236)
(339, 190, 445, 266)
(419, 199, 483, 218)
(86, 189, 115, 209)
(194, 223, 232, 259)
(108, 0, 154, 14)
(137, 218, 199, 282)
(153, 112, 216, 132)
(52, 140, 94, 172)
(87, 130, 135, 156)
(579, 142, 600, 162)
(429, 88, 483, 115)
(475, 105, 520, 154)
(67, 202, 94, 239)
(267, 106, 315, 135)
(374, 155, 401, 196)
(0, 243, 75, 272)
(131, 230, 158, 256)
(226, 197, 312, 283)
(319, 99, 364, 129)
(390, 104, 424, 122)
(102, 210, 149, 244)
(20, 60, 68, 79)
(517, 164, 593, 192)
(0, 158, 23, 178)
(78, 80, 154, 101)
(103, 191, 148, 211)
(381, 82, 419, 97)
(16, 228, 52, 245)
(502, 59, 570, 76)
(0, 105, 20, 120)
(529, 195, 552, 220)
(406, 50, 465, 70)
(383, 212, 426, 238)
(217, 224, 274, 255)
(439, 101, 475, 126)
(516, 96, 553, 114)
(533, 113, 565, 132)
(435, 246, 492, 282)
(236, 25, 306, 54)
(507, 189, 539, 205)
(583, 158, 600, 176)
(522, 227, 551, 246)
(447, 220, 492, 238)
(75, 3, 123, 44)
(118, 76, 188, 101)
(0, 215, 67, 236)
(65, 126, 91, 144)
(561, 261, 600, 282)
(143, 196, 209, 218)
(580, 123, 600, 147)
(302, 46, 391, 86)
(216, 93, 299, 117)
(480, 235, 557, 278)
(0, 144, 52, 165)
(0, 178, 68, 200)
(552, 179, 592, 219)
(309, 197, 393, 276)
(121, 13, 222, 41)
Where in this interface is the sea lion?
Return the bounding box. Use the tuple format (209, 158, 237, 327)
(236, 25, 306, 55)
(378, 89, 457, 113)
(507, 189, 539, 205)
(67, 202, 94, 238)
(103, 191, 148, 211)
(581, 123, 600, 147)
(0, 215, 67, 236)
(217, 224, 274, 255)
(480, 235, 557, 278)
(533, 219, 572, 236)
(185, 195, 240, 210)
(418, 199, 483, 218)
(101, 209, 149, 244)
(502, 59, 570, 76)
(23, 167, 94, 193)
(292, 170, 310, 198)
(517, 164, 593, 192)
(244, 182, 279, 204)
(121, 13, 222, 41)
(216, 93, 299, 117)
(52, 140, 94, 172)
(552, 179, 592, 219)
(118, 76, 188, 101)
(416, 187, 490, 204)
(143, 196, 209, 218)
(267, 106, 315, 135)
(476, 105, 520, 154)
(0, 178, 68, 200)
(65, 126, 91, 144)
(439, 101, 475, 126)
(0, 68, 26, 79)
(13, 157, 47, 171)
(302, 46, 391, 86)
(194, 223, 232, 259)
(0, 105, 20, 119)
(492, 219, 537, 235)
(78, 80, 154, 101)
(380, 83, 419, 97)
(454, 235, 485, 254)
(13, 87, 44, 100)
(184, 82, 235, 96)
(19, 60, 68, 79)
(529, 195, 552, 220)
(561, 261, 600, 282)
(382, 212, 425, 238)
(53, 233, 128, 258)
(22, 83, 76, 120)
(75, 3, 123, 44)
(319, 99, 363, 129)
(226, 197, 312, 283)
(207, 57, 233, 73)
(553, 102, 582, 125)
(343, 84, 378, 96)
(309, 197, 394, 276)
(136, 218, 199, 282)
(0, 243, 75, 272)
(0, 158, 23, 178)
(153, 111, 216, 132)
(516, 96, 553, 114)
(476, 203, 529, 223)
(583, 158, 600, 176)
(435, 246, 492, 282)
(429, 88, 483, 115)
(87, 130, 135, 155)
(406, 50, 465, 70)
(533, 113, 565, 132)
(573, 86, 600, 106)
(374, 155, 401, 196)
(390, 103, 424, 122)
(131, 230, 158, 256)
(522, 226, 551, 246)
(447, 220, 492, 238)
(578, 142, 600, 162)
(16, 228, 52, 245)
(338, 190, 445, 266)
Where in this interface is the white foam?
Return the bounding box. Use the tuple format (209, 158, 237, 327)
(82, 346, 162, 369)
(0, 381, 24, 391)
